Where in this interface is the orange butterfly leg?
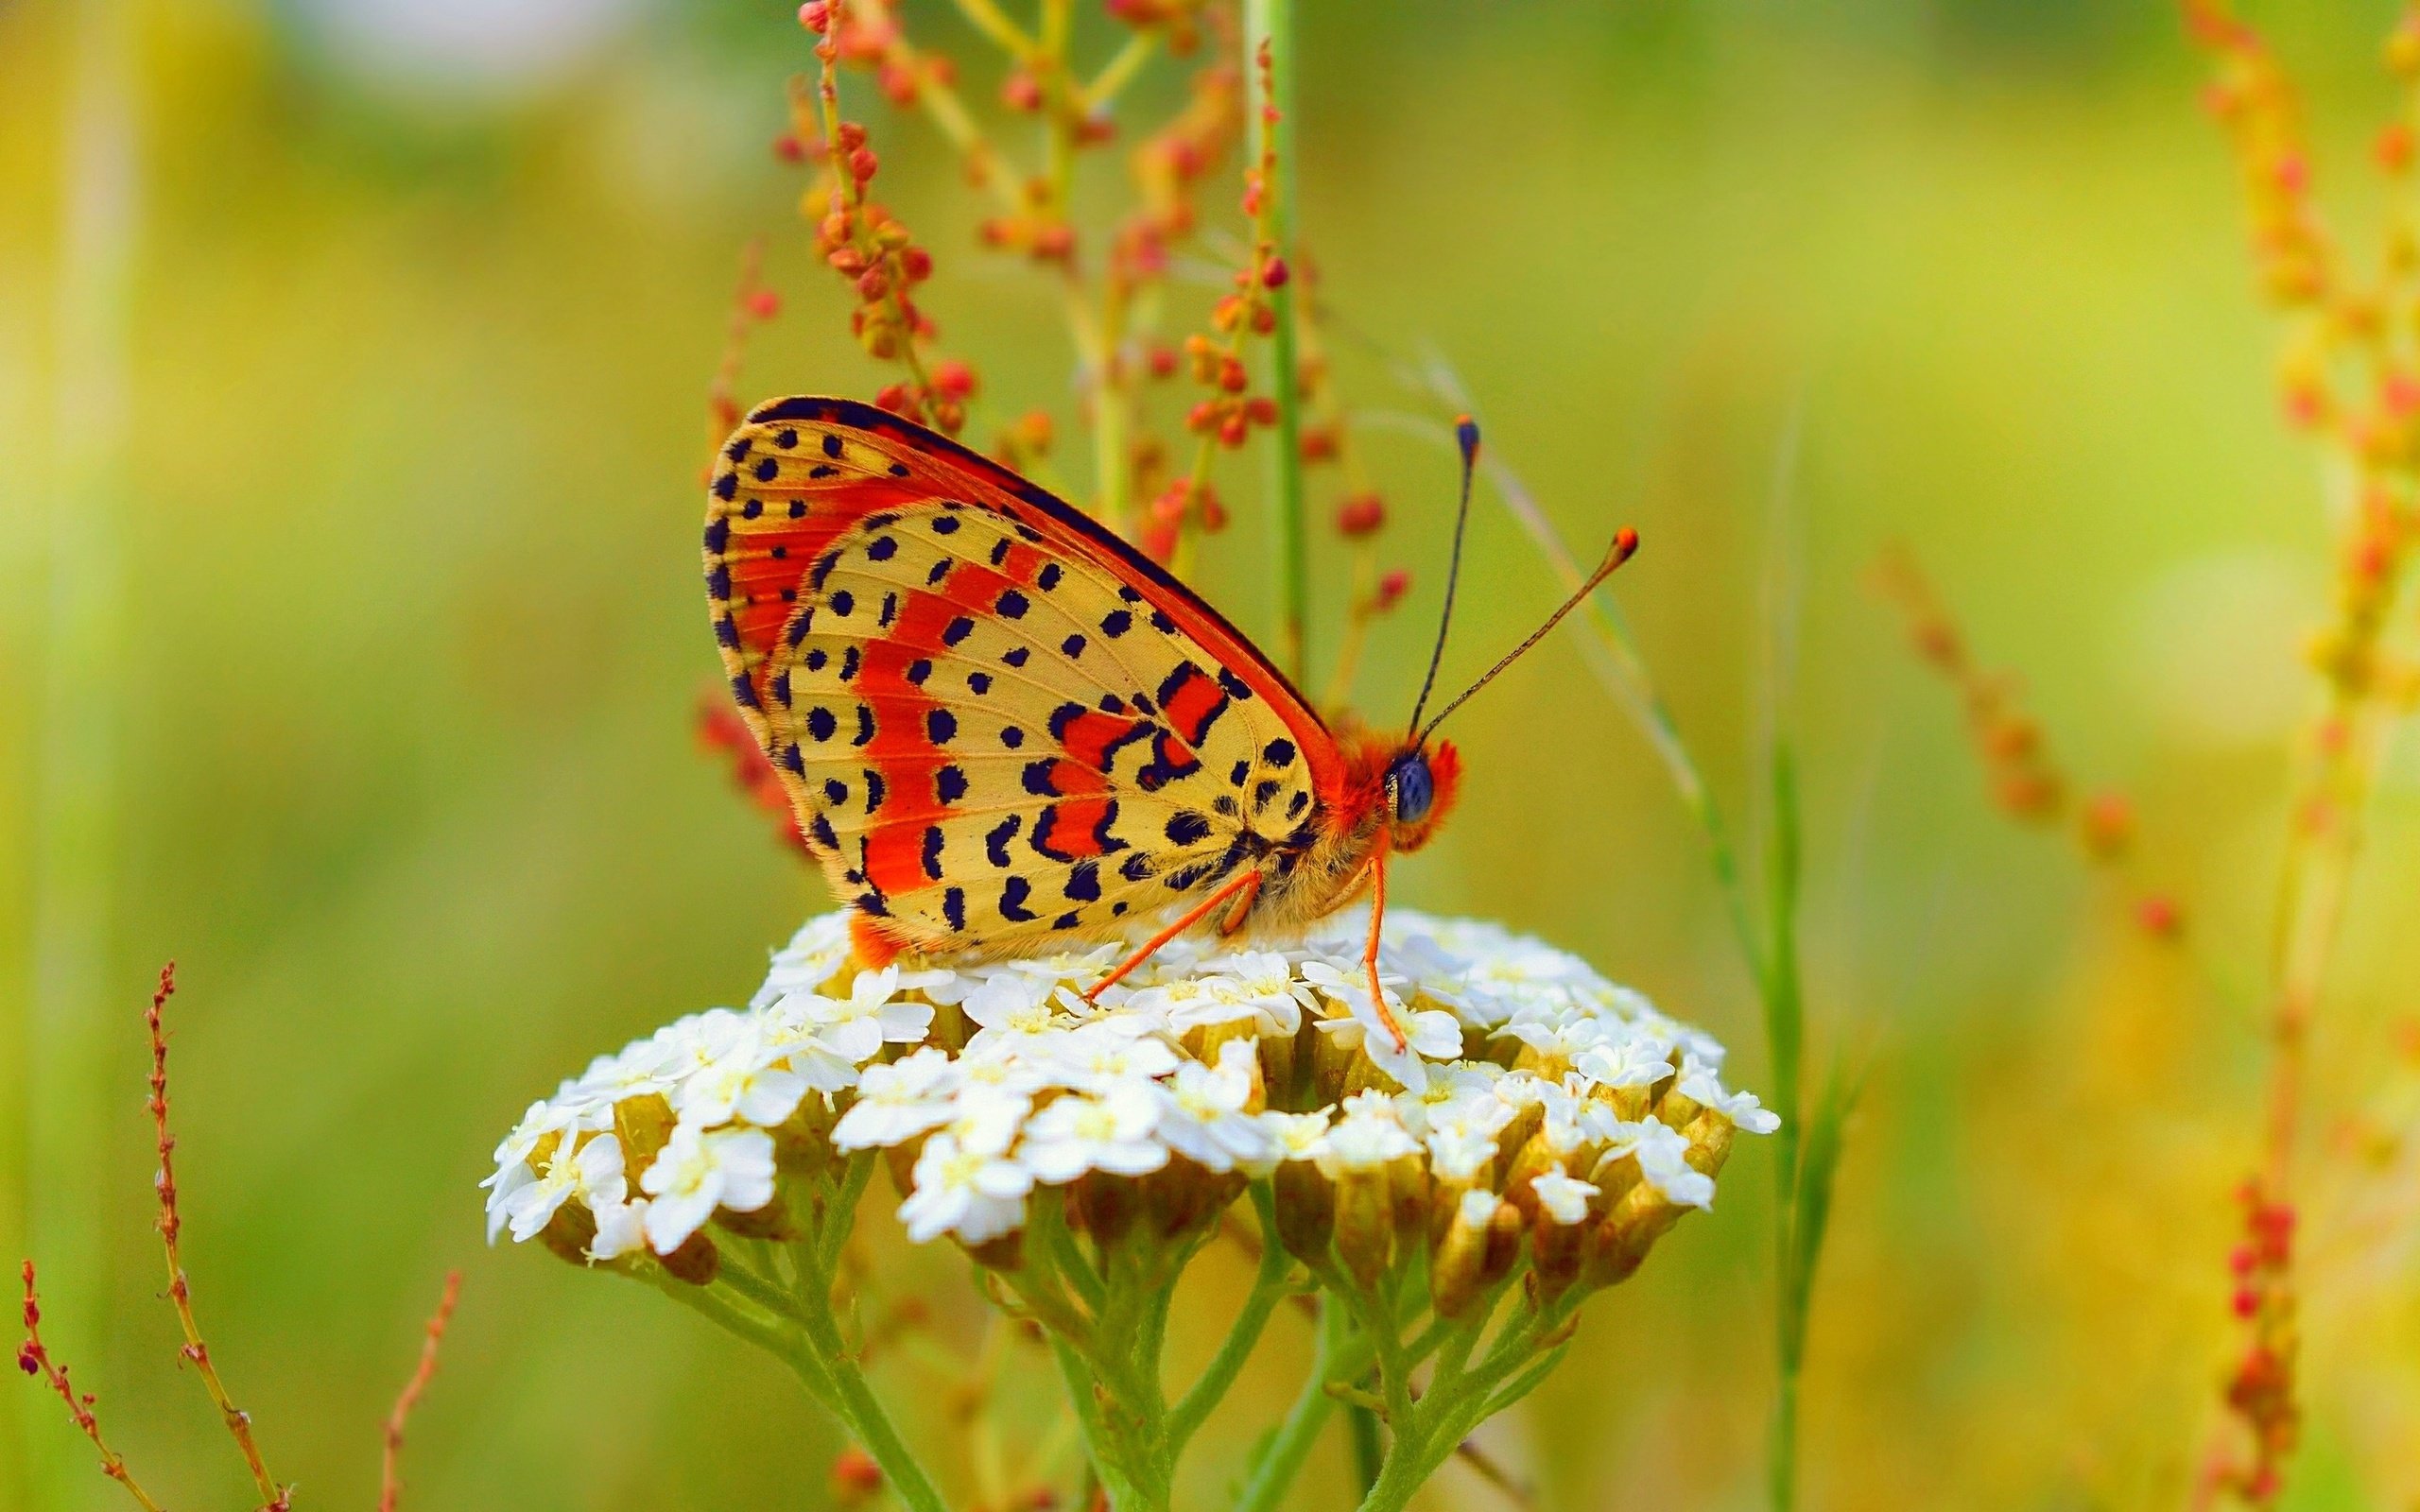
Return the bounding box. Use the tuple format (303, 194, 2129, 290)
(1083, 868, 1263, 1004)
(1362, 833, 1409, 1053)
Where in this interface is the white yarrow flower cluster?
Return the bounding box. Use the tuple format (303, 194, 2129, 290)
(485, 906, 1774, 1270)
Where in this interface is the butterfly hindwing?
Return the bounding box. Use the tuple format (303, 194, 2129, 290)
(705, 397, 1337, 957)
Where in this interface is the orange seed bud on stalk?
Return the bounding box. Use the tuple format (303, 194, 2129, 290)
(832, 1448, 884, 1505)
(2078, 791, 2133, 860)
(2135, 894, 2183, 938)
(798, 0, 830, 31)
(1373, 569, 1410, 613)
(1337, 493, 1385, 538)
(2380, 123, 2415, 173)
(747, 289, 780, 319)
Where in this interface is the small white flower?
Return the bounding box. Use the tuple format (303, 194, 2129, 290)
(1155, 1040, 1276, 1174)
(898, 1132, 1034, 1244)
(490, 1129, 628, 1245)
(1531, 1169, 1599, 1225)
(949, 1083, 1034, 1159)
(833, 1047, 962, 1150)
(962, 971, 1063, 1045)
(489, 1095, 606, 1176)
(1259, 1109, 1333, 1162)
(1425, 1125, 1500, 1185)
(751, 912, 856, 1008)
(1676, 1054, 1781, 1135)
(587, 1193, 650, 1261)
(1318, 1095, 1419, 1175)
(1036, 1021, 1181, 1092)
(1154, 952, 1310, 1037)
(1620, 1116, 1717, 1209)
(1574, 1032, 1678, 1092)
(1303, 960, 1460, 1094)
(777, 965, 932, 1064)
(1017, 1084, 1168, 1183)
(639, 1124, 778, 1254)
(674, 1025, 810, 1129)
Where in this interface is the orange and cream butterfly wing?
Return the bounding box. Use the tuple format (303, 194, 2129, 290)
(704, 397, 1342, 957)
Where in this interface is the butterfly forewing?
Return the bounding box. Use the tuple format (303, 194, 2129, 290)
(705, 397, 1335, 957)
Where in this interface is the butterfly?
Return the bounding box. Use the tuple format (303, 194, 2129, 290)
(702, 396, 1634, 1050)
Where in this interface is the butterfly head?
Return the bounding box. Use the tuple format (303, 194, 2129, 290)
(1380, 739, 1461, 852)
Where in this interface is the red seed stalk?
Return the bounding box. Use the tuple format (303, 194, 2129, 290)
(378, 1270, 465, 1512)
(19, 1261, 166, 1512)
(2179, 3, 2420, 1502)
(704, 238, 775, 472)
(698, 695, 815, 858)
(148, 963, 293, 1511)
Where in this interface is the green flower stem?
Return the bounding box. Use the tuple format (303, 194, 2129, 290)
(647, 1270, 807, 1380)
(1169, 1188, 1295, 1452)
(1235, 1294, 1374, 1512)
(1332, 1289, 1583, 1512)
(1244, 0, 1309, 684)
(787, 1276, 952, 1512)
(818, 1151, 875, 1275)
(713, 1248, 799, 1319)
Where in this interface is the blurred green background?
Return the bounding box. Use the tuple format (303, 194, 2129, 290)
(9, 1, 2420, 1507)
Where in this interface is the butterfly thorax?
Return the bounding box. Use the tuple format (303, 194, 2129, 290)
(1241, 724, 1462, 935)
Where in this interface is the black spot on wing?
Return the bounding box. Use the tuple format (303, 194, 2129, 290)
(1000, 876, 1037, 922)
(986, 816, 1022, 867)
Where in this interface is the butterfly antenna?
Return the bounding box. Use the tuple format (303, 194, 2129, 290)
(1415, 525, 1641, 744)
(1405, 415, 1483, 735)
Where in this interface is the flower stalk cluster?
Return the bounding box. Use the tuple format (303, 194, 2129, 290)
(2182, 4, 2420, 1501)
(487, 908, 1772, 1510)
(17, 966, 461, 1512)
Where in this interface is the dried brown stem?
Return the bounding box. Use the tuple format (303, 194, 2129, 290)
(18, 1261, 166, 1512)
(147, 962, 288, 1511)
(704, 237, 769, 466)
(377, 1270, 464, 1512)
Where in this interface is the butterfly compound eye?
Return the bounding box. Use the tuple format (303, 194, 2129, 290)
(1388, 753, 1435, 827)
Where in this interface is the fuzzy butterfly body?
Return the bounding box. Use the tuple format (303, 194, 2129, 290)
(704, 396, 1443, 977)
